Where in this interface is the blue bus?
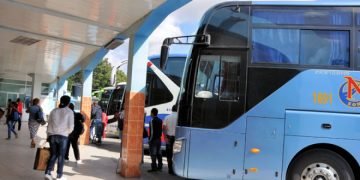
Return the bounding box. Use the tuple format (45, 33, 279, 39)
(160, 1, 360, 179)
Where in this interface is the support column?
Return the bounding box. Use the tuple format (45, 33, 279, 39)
(120, 35, 148, 178)
(79, 70, 93, 145)
(56, 80, 68, 106)
(57, 80, 68, 99)
(29, 73, 42, 100)
(119, 0, 191, 177)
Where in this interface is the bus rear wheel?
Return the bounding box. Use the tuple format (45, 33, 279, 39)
(287, 149, 354, 180)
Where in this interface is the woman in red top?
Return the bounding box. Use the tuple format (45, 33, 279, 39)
(101, 109, 108, 138)
(16, 98, 23, 131)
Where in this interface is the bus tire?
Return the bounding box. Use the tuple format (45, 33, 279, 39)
(286, 148, 354, 180)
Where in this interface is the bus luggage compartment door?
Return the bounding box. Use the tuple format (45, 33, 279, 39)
(244, 117, 285, 179)
(187, 129, 245, 179)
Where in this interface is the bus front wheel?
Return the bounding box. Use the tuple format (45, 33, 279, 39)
(287, 149, 354, 180)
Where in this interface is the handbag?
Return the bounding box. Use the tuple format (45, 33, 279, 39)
(33, 147, 50, 171)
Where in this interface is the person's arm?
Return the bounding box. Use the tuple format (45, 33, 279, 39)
(38, 106, 44, 119)
(46, 110, 53, 139)
(148, 120, 152, 141)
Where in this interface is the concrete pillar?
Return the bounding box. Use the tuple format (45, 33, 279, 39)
(75, 48, 108, 145)
(120, 35, 148, 178)
(29, 73, 42, 100)
(79, 70, 93, 145)
(57, 80, 68, 98)
(55, 80, 68, 107)
(119, 0, 191, 177)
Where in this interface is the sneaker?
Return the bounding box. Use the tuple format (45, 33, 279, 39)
(76, 160, 83, 164)
(44, 174, 52, 180)
(64, 159, 69, 163)
(15, 134, 18, 139)
(56, 176, 66, 180)
(5, 137, 10, 140)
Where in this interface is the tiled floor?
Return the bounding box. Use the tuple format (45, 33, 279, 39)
(0, 119, 183, 180)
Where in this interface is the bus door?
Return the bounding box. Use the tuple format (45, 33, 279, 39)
(187, 50, 247, 179)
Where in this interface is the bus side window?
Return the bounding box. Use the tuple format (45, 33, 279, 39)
(149, 76, 172, 106)
(300, 30, 349, 67)
(219, 56, 242, 101)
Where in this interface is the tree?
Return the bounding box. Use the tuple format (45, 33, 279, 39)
(67, 58, 113, 92)
(115, 70, 127, 84)
(67, 71, 82, 91)
(92, 58, 112, 90)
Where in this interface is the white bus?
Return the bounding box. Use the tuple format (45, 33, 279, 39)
(105, 55, 186, 144)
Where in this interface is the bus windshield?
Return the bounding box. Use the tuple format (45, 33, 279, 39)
(107, 84, 126, 116)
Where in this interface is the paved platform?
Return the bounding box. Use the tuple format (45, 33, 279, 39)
(0, 119, 183, 180)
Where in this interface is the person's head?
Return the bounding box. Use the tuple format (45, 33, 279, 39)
(16, 98, 21, 103)
(69, 103, 75, 111)
(32, 98, 40, 105)
(171, 104, 177, 112)
(7, 99, 11, 102)
(151, 108, 158, 117)
(59, 95, 71, 108)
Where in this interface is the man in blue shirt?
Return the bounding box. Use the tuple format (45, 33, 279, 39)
(148, 108, 163, 172)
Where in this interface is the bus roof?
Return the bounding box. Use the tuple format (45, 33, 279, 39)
(231, 0, 360, 6)
(148, 54, 187, 61)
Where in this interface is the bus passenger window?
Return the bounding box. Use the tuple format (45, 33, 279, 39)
(252, 7, 352, 26)
(300, 30, 349, 67)
(358, 31, 360, 67)
(252, 28, 300, 64)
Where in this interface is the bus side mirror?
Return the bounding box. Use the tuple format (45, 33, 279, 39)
(160, 38, 170, 70)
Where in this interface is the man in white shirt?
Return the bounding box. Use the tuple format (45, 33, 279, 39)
(163, 105, 177, 175)
(45, 95, 74, 180)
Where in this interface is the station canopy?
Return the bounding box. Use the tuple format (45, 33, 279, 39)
(0, 0, 165, 83)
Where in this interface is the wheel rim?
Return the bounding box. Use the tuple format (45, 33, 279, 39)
(300, 163, 339, 180)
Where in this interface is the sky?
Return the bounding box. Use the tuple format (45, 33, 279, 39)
(105, 0, 232, 73)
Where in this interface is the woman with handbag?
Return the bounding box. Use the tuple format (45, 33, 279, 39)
(28, 98, 43, 148)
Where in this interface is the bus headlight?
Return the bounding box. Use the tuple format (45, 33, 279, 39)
(173, 139, 183, 154)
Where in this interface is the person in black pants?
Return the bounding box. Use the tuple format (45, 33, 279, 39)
(147, 108, 163, 172)
(163, 105, 177, 175)
(65, 103, 85, 164)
